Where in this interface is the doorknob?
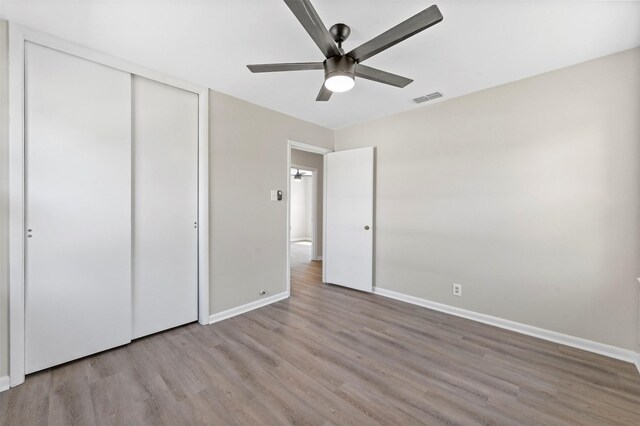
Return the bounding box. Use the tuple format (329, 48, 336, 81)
(364, 225, 370, 230)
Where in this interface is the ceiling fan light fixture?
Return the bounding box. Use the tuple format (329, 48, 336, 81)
(323, 55, 356, 93)
(324, 75, 355, 93)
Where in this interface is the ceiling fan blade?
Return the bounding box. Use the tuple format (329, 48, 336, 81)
(316, 83, 332, 101)
(283, 0, 342, 58)
(347, 5, 443, 63)
(355, 64, 413, 88)
(247, 62, 324, 73)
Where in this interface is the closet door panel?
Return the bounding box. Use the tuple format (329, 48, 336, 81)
(25, 42, 132, 373)
(132, 76, 198, 339)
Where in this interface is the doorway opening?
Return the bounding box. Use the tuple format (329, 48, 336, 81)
(286, 141, 331, 295)
(290, 166, 315, 263)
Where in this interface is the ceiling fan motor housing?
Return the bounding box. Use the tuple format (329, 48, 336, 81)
(324, 55, 356, 81)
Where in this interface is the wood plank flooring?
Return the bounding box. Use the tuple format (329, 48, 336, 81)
(1, 241, 639, 425)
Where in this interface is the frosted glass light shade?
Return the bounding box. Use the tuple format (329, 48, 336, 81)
(324, 75, 355, 93)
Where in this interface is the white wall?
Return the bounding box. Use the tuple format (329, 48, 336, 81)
(335, 47, 640, 351)
(0, 20, 8, 378)
(290, 172, 313, 241)
(291, 149, 324, 259)
(209, 91, 333, 315)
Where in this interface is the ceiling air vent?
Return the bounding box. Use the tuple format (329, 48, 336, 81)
(413, 92, 444, 104)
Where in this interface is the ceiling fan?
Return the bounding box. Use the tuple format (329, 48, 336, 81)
(247, 0, 443, 101)
(291, 168, 312, 181)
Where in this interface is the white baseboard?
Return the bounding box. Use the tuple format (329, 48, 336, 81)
(290, 238, 311, 242)
(313, 256, 322, 261)
(373, 287, 639, 368)
(209, 291, 289, 324)
(0, 376, 9, 392)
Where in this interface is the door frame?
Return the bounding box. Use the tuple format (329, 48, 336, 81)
(290, 164, 318, 260)
(8, 23, 210, 387)
(286, 141, 332, 295)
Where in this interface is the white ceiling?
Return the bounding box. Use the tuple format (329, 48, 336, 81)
(2, 1, 639, 129)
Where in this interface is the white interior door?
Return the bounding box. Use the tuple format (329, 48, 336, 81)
(25, 42, 132, 373)
(324, 147, 374, 292)
(132, 76, 199, 339)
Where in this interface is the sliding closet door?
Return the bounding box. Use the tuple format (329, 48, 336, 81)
(132, 76, 198, 339)
(24, 43, 132, 373)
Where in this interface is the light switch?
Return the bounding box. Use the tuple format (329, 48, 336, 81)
(270, 189, 282, 201)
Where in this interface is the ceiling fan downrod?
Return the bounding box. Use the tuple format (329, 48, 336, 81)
(329, 23, 351, 51)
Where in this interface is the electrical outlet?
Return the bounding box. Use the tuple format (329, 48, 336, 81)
(452, 283, 462, 297)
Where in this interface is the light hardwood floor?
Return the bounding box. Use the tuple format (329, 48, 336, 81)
(1, 241, 639, 425)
